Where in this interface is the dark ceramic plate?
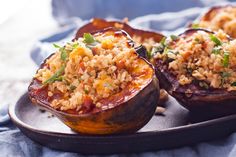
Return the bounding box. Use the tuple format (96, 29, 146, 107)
(9, 93, 236, 155)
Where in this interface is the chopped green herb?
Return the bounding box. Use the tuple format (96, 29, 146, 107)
(53, 43, 61, 48)
(209, 34, 222, 46)
(199, 81, 209, 89)
(52, 43, 68, 61)
(83, 33, 96, 44)
(43, 65, 65, 85)
(191, 23, 199, 29)
(156, 45, 165, 52)
(160, 37, 167, 46)
(170, 35, 179, 41)
(69, 85, 76, 91)
(146, 44, 165, 59)
(147, 50, 152, 59)
(72, 42, 79, 49)
(231, 82, 236, 86)
(60, 47, 67, 61)
(194, 38, 200, 43)
(151, 45, 165, 55)
(84, 89, 89, 94)
(223, 51, 229, 67)
(83, 33, 100, 49)
(163, 47, 169, 54)
(53, 76, 64, 82)
(220, 71, 231, 87)
(221, 71, 231, 78)
(212, 46, 221, 54)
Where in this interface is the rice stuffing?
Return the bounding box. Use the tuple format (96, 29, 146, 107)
(154, 30, 236, 91)
(34, 30, 151, 113)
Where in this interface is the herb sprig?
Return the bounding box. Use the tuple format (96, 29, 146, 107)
(223, 51, 229, 67)
(170, 35, 179, 41)
(53, 43, 67, 61)
(83, 33, 100, 48)
(83, 33, 96, 44)
(43, 65, 66, 85)
(209, 34, 222, 46)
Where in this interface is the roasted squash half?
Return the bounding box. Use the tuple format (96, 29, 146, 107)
(153, 28, 236, 119)
(28, 27, 159, 135)
(190, 5, 236, 38)
(75, 18, 164, 47)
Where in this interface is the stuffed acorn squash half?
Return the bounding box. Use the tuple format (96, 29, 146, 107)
(191, 5, 236, 38)
(153, 28, 236, 119)
(28, 28, 159, 135)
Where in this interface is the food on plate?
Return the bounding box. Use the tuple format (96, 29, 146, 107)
(153, 28, 236, 118)
(192, 5, 236, 38)
(76, 18, 169, 105)
(28, 27, 159, 134)
(158, 89, 169, 106)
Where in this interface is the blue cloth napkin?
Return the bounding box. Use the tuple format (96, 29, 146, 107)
(0, 104, 10, 125)
(3, 0, 236, 156)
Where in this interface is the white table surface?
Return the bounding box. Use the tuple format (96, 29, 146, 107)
(0, 0, 58, 107)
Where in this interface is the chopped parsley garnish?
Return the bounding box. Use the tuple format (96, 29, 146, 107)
(53, 43, 68, 61)
(53, 43, 61, 48)
(220, 71, 231, 87)
(152, 44, 165, 54)
(72, 42, 79, 49)
(170, 35, 179, 41)
(155, 45, 165, 52)
(163, 47, 169, 54)
(60, 48, 67, 61)
(191, 23, 199, 29)
(223, 51, 229, 67)
(146, 44, 166, 59)
(83, 33, 96, 44)
(147, 50, 152, 59)
(194, 38, 200, 43)
(69, 85, 76, 91)
(84, 89, 89, 94)
(43, 65, 66, 85)
(199, 81, 209, 89)
(209, 34, 222, 46)
(160, 37, 167, 46)
(231, 82, 236, 86)
(163, 48, 177, 62)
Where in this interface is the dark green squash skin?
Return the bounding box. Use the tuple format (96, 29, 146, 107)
(28, 28, 160, 135)
(154, 29, 236, 120)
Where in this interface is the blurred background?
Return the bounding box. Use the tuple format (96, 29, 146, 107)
(0, 0, 233, 112)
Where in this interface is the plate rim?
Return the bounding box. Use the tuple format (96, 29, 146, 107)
(9, 92, 236, 139)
